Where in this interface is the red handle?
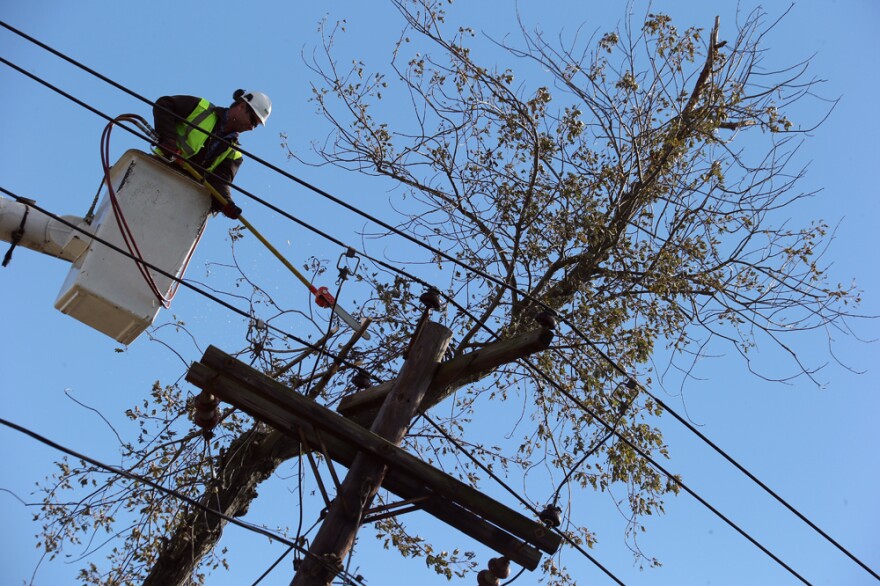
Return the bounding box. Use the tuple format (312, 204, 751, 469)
(314, 286, 335, 308)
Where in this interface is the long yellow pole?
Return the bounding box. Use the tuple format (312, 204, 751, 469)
(177, 160, 316, 293)
(175, 159, 370, 339)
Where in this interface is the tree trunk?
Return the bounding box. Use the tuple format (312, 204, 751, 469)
(142, 428, 299, 586)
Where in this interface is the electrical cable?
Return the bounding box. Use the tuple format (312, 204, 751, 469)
(2, 166, 579, 586)
(302, 278, 348, 398)
(0, 44, 631, 584)
(0, 53, 364, 337)
(551, 317, 880, 582)
(0, 19, 508, 289)
(0, 65, 824, 580)
(0, 19, 587, 323)
(421, 413, 626, 586)
(641, 386, 880, 581)
(0, 417, 366, 586)
(0, 50, 392, 383)
(0, 64, 822, 584)
(501, 566, 527, 585)
(250, 544, 295, 586)
(412, 293, 815, 582)
(549, 389, 635, 507)
(100, 114, 181, 307)
(0, 49, 518, 360)
(1, 25, 874, 582)
(412, 293, 814, 583)
(518, 354, 813, 585)
(291, 442, 307, 577)
(0, 46, 429, 346)
(426, 363, 811, 585)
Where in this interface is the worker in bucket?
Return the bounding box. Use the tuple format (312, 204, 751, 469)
(152, 89, 272, 219)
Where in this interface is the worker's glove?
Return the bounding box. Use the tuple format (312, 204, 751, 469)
(220, 202, 242, 220)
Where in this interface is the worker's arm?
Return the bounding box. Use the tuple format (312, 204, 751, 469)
(205, 156, 243, 218)
(152, 95, 202, 150)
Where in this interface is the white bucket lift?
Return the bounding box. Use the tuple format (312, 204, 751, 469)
(1, 150, 211, 344)
(55, 150, 211, 344)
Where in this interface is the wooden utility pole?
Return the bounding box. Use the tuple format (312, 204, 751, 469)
(185, 315, 561, 584)
(187, 346, 559, 569)
(293, 320, 452, 585)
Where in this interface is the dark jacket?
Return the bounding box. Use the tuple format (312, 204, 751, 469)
(153, 95, 242, 205)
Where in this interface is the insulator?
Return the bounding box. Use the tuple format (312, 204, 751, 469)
(488, 557, 511, 579)
(539, 503, 563, 528)
(625, 377, 638, 390)
(476, 569, 499, 586)
(419, 286, 442, 310)
(192, 392, 220, 430)
(535, 308, 558, 329)
(352, 369, 372, 389)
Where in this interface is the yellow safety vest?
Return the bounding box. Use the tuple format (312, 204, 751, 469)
(158, 98, 242, 173)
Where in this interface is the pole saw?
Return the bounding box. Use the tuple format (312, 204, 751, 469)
(174, 158, 370, 340)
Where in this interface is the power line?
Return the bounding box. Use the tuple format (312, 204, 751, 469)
(0, 49, 620, 584)
(3, 163, 620, 584)
(419, 311, 813, 583)
(235, 172, 877, 582)
(0, 18, 564, 322)
(0, 52, 394, 380)
(420, 413, 626, 586)
(624, 380, 880, 582)
(0, 417, 366, 586)
(2, 22, 874, 583)
(554, 319, 879, 581)
(0, 188, 813, 583)
(0, 52, 826, 583)
(398, 276, 814, 581)
(518, 355, 813, 585)
(0, 55, 829, 583)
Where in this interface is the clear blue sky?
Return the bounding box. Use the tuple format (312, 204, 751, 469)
(1, 1, 878, 585)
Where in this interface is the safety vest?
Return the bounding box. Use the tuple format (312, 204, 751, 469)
(159, 98, 242, 173)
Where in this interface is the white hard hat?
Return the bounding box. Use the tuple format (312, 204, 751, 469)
(241, 91, 272, 125)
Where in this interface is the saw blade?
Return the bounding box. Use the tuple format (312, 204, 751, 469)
(332, 303, 371, 340)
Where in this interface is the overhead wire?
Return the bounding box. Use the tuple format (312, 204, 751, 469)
(0, 53, 827, 584)
(250, 544, 296, 586)
(0, 37, 622, 583)
(407, 289, 818, 583)
(553, 313, 880, 582)
(1, 49, 363, 337)
(3, 173, 623, 584)
(0, 17, 605, 328)
(548, 388, 635, 507)
(0, 49, 436, 375)
(0, 417, 366, 586)
(502, 567, 527, 585)
(0, 55, 826, 584)
(2, 22, 875, 583)
(420, 413, 626, 586)
(521, 353, 813, 585)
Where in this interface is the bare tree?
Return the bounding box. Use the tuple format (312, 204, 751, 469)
(32, 1, 860, 584)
